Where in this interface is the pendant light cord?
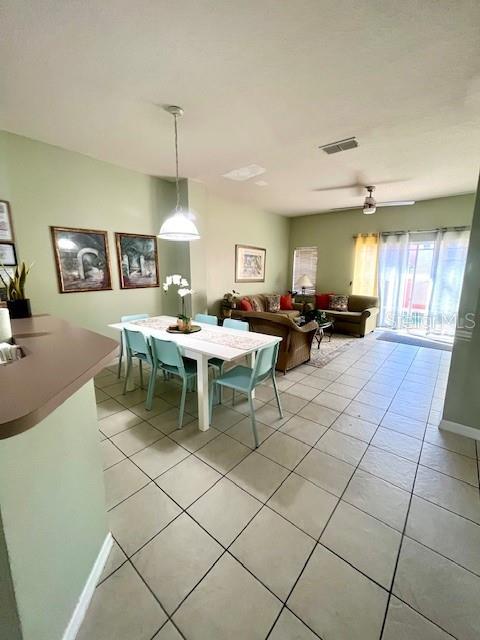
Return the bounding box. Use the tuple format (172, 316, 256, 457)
(174, 113, 180, 211)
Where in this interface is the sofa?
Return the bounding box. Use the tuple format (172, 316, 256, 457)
(245, 312, 318, 373)
(316, 294, 379, 337)
(230, 293, 302, 321)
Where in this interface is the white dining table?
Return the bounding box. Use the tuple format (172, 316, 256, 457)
(109, 315, 282, 431)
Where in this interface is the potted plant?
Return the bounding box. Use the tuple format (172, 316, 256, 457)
(0, 262, 33, 319)
(221, 289, 240, 318)
(162, 274, 193, 331)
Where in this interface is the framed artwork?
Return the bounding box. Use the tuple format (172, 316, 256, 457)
(0, 242, 17, 266)
(115, 232, 159, 289)
(235, 244, 266, 283)
(0, 201, 14, 242)
(50, 226, 112, 293)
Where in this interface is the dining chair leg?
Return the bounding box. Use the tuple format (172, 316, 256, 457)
(146, 364, 157, 410)
(139, 360, 144, 390)
(117, 333, 123, 379)
(248, 392, 259, 448)
(232, 389, 236, 407)
(122, 355, 132, 395)
(271, 373, 284, 418)
(179, 377, 188, 428)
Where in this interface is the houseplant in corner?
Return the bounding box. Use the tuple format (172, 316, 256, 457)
(0, 262, 33, 319)
(163, 274, 193, 331)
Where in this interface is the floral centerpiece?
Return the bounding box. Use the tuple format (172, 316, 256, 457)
(221, 289, 240, 318)
(163, 274, 193, 330)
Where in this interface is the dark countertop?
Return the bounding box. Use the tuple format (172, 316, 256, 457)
(0, 315, 118, 439)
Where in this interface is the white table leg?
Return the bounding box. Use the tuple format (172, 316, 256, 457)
(249, 351, 256, 399)
(197, 353, 210, 431)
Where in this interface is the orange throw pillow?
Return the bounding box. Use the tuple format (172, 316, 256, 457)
(315, 293, 334, 309)
(280, 294, 294, 310)
(239, 297, 253, 312)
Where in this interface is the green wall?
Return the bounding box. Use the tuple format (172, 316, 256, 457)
(0, 381, 108, 640)
(289, 194, 475, 293)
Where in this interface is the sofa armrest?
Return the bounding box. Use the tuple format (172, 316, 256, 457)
(290, 320, 318, 334)
(361, 307, 379, 318)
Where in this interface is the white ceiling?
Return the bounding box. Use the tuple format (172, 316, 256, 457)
(1, 1, 479, 216)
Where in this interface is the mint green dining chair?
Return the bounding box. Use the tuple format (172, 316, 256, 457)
(210, 342, 282, 448)
(194, 313, 218, 325)
(209, 317, 249, 403)
(147, 336, 199, 428)
(122, 328, 153, 394)
(117, 313, 149, 379)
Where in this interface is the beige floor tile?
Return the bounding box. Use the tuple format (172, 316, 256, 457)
(99, 408, 144, 437)
(173, 553, 282, 639)
(156, 456, 221, 509)
(331, 412, 377, 442)
(132, 513, 223, 614)
(116, 388, 149, 408)
(77, 562, 165, 640)
(324, 381, 359, 400)
(343, 469, 410, 531)
(195, 433, 250, 473)
(383, 596, 453, 640)
(227, 451, 290, 501)
(188, 477, 262, 545)
(285, 383, 320, 401)
(406, 496, 480, 575)
(209, 405, 245, 431)
(321, 501, 401, 588)
(267, 473, 338, 539)
(131, 438, 190, 479)
(254, 404, 293, 428)
(280, 415, 327, 446)
(315, 429, 367, 466)
(296, 449, 355, 497)
(103, 459, 149, 510)
(98, 540, 127, 583)
(269, 608, 318, 639)
(111, 422, 164, 456)
(414, 465, 480, 524)
(227, 416, 275, 448)
(100, 439, 126, 470)
(344, 400, 386, 425)
(257, 431, 310, 470)
(97, 398, 126, 420)
(371, 427, 422, 462)
(301, 375, 331, 391)
(131, 397, 172, 420)
(231, 507, 315, 600)
(394, 538, 480, 640)
(381, 412, 426, 440)
(424, 426, 476, 459)
(288, 546, 388, 640)
(360, 446, 417, 492)
(312, 390, 351, 412)
(297, 403, 339, 427)
(95, 387, 109, 403)
(94, 372, 119, 389)
(420, 442, 478, 486)
(147, 407, 195, 434)
(152, 621, 183, 639)
(109, 483, 181, 556)
(168, 422, 220, 452)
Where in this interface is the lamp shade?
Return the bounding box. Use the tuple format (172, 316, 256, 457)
(296, 274, 314, 289)
(158, 210, 200, 241)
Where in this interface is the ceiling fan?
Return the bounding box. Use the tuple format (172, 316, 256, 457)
(333, 185, 415, 215)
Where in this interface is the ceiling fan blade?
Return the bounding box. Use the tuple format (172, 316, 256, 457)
(313, 183, 360, 192)
(329, 205, 363, 211)
(376, 200, 415, 207)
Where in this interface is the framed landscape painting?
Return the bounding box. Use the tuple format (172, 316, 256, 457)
(115, 232, 159, 289)
(50, 226, 112, 293)
(235, 244, 266, 283)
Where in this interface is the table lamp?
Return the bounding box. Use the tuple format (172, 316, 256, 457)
(296, 274, 313, 296)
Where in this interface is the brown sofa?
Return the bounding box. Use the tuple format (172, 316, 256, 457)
(318, 295, 379, 337)
(245, 312, 318, 373)
(231, 294, 302, 321)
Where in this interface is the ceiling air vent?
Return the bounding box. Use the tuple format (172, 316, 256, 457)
(319, 137, 358, 155)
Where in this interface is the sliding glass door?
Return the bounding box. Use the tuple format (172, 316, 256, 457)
(378, 228, 469, 339)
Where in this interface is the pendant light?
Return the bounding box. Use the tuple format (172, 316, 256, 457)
(158, 106, 200, 241)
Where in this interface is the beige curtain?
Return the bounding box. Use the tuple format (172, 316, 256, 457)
(352, 234, 379, 296)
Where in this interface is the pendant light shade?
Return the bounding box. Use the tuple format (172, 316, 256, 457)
(158, 106, 200, 241)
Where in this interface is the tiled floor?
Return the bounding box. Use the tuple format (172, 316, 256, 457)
(79, 333, 480, 640)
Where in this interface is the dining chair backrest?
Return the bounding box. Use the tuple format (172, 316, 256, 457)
(121, 313, 149, 323)
(194, 313, 218, 325)
(150, 336, 185, 374)
(123, 328, 151, 361)
(223, 318, 249, 331)
(252, 342, 279, 385)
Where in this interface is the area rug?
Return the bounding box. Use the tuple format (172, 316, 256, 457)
(377, 331, 452, 352)
(309, 333, 358, 367)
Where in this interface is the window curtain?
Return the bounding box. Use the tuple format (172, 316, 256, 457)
(427, 228, 470, 335)
(352, 234, 378, 296)
(377, 232, 409, 328)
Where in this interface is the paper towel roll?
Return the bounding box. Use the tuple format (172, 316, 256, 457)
(0, 308, 12, 343)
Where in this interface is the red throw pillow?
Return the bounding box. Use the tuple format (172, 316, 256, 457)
(239, 297, 253, 312)
(280, 294, 294, 310)
(315, 292, 335, 309)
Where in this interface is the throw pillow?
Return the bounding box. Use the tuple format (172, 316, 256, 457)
(239, 297, 253, 312)
(250, 296, 264, 312)
(315, 292, 334, 309)
(329, 294, 348, 312)
(266, 294, 281, 313)
(280, 294, 294, 310)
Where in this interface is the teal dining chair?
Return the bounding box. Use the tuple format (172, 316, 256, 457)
(209, 317, 249, 403)
(122, 328, 153, 394)
(210, 342, 283, 448)
(147, 336, 199, 428)
(117, 313, 149, 379)
(194, 313, 218, 325)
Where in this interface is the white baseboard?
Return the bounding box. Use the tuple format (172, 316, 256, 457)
(439, 419, 480, 442)
(62, 532, 113, 640)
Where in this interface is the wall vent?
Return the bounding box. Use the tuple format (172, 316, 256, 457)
(319, 137, 358, 154)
